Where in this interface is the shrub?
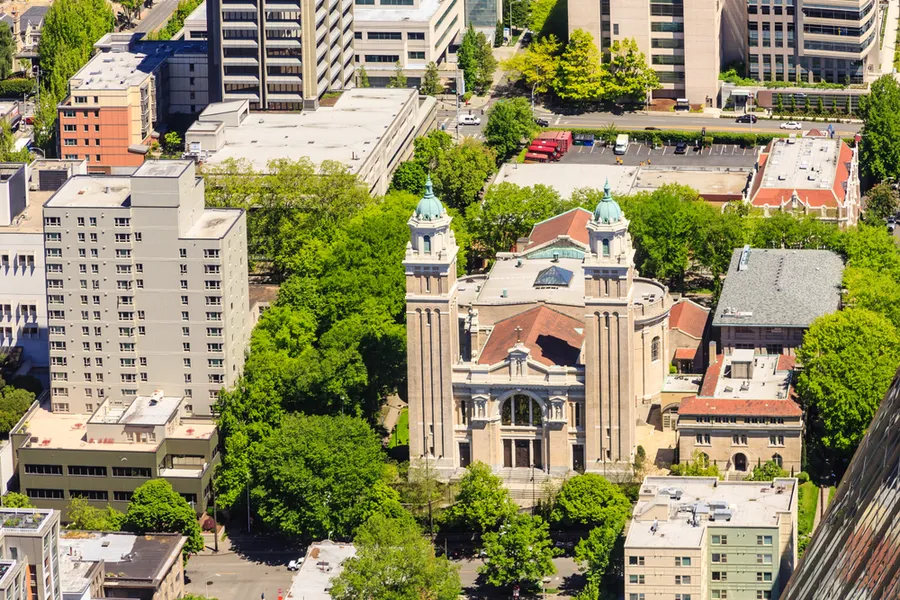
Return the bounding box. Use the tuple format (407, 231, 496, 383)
(0, 78, 34, 98)
(797, 471, 810, 484)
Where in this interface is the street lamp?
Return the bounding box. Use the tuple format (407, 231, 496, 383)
(530, 463, 536, 515)
(531, 82, 537, 117)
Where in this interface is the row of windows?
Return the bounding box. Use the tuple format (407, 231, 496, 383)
(27, 489, 136, 501)
(711, 552, 772, 564)
(694, 416, 787, 424)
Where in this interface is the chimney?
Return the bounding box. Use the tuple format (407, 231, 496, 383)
(708, 340, 717, 368)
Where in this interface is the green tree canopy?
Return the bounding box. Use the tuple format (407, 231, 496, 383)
(421, 62, 442, 96)
(431, 139, 496, 211)
(390, 161, 427, 196)
(555, 29, 605, 101)
(66, 497, 124, 531)
(479, 514, 559, 589)
(503, 34, 561, 95)
(0, 23, 14, 80)
(748, 212, 841, 250)
(858, 75, 900, 181)
(412, 129, 454, 171)
(483, 98, 538, 160)
(442, 462, 517, 532)
(2, 493, 33, 508)
(250, 414, 397, 538)
(550, 474, 631, 530)
(797, 308, 900, 458)
(466, 182, 565, 261)
(575, 525, 622, 586)
(502, 0, 531, 28)
(604, 38, 660, 103)
(0, 377, 35, 435)
(357, 66, 370, 88)
(387, 61, 407, 89)
(669, 450, 722, 478)
(330, 514, 462, 600)
(746, 460, 789, 482)
(457, 25, 479, 94)
(862, 182, 899, 226)
(123, 479, 203, 554)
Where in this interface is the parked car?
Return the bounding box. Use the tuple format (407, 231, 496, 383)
(287, 558, 304, 571)
(534, 117, 550, 127)
(889, 223, 896, 233)
(889, 216, 896, 225)
(459, 114, 481, 126)
(522, 31, 532, 44)
(674, 141, 688, 154)
(644, 126, 660, 130)
(780, 121, 803, 130)
(736, 114, 758, 123)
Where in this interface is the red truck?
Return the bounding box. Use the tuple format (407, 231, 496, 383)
(527, 144, 561, 160)
(537, 130, 573, 154)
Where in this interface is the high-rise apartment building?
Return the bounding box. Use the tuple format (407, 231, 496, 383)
(566, 0, 881, 106)
(42, 160, 249, 417)
(206, 0, 355, 110)
(0, 508, 62, 600)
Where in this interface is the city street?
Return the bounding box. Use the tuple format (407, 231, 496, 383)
(134, 0, 184, 34)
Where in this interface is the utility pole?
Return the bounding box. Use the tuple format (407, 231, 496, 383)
(246, 480, 251, 533)
(456, 71, 463, 143)
(213, 491, 219, 553)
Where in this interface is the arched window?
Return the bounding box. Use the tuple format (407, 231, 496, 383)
(500, 394, 543, 426)
(651, 336, 661, 362)
(773, 453, 783, 468)
(602, 238, 610, 257)
(423, 235, 431, 253)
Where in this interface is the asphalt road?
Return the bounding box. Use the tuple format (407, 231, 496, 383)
(134, 0, 182, 34)
(436, 106, 862, 137)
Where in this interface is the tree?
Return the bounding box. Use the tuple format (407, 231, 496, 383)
(502, 0, 531, 29)
(575, 525, 620, 584)
(483, 98, 538, 159)
(457, 25, 479, 94)
(858, 76, 900, 181)
(669, 450, 722, 477)
(843, 266, 900, 329)
(250, 414, 397, 538)
(442, 462, 517, 532)
(117, 0, 142, 25)
(421, 62, 442, 96)
(555, 29, 605, 102)
(495, 21, 504, 47)
(863, 182, 899, 226)
(797, 309, 900, 458)
(603, 38, 659, 103)
(503, 34, 561, 95)
(123, 479, 203, 554)
(387, 61, 407, 89)
(431, 139, 496, 211)
(749, 212, 840, 251)
(0, 377, 35, 435)
(473, 31, 498, 94)
(390, 161, 427, 195)
(0, 122, 30, 163)
(528, 0, 557, 34)
(746, 460, 788, 482)
(330, 514, 462, 600)
(550, 474, 631, 530)
(66, 497, 124, 531)
(692, 207, 746, 296)
(357, 66, 370, 88)
(816, 96, 825, 115)
(479, 514, 559, 589)
(412, 129, 454, 171)
(466, 182, 565, 261)
(1, 493, 33, 508)
(0, 23, 14, 80)
(162, 131, 183, 154)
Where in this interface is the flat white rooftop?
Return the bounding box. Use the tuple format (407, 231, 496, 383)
(495, 163, 637, 199)
(713, 353, 791, 400)
(288, 541, 356, 600)
(759, 136, 840, 191)
(198, 88, 416, 172)
(185, 209, 241, 239)
(626, 476, 796, 549)
(354, 0, 441, 22)
(45, 177, 132, 208)
(89, 395, 181, 426)
(663, 374, 703, 393)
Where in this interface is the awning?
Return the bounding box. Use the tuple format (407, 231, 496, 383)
(731, 90, 750, 96)
(674, 347, 698, 360)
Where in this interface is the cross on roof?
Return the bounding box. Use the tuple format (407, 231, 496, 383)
(514, 326, 523, 343)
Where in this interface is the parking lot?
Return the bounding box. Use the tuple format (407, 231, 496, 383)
(560, 142, 760, 168)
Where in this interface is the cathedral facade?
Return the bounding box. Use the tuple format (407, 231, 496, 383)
(404, 179, 672, 477)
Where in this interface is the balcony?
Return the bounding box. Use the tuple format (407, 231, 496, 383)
(224, 74, 262, 85)
(265, 37, 302, 47)
(223, 38, 260, 48)
(265, 56, 302, 66)
(223, 56, 260, 66)
(221, 2, 258, 9)
(224, 90, 261, 102)
(266, 74, 303, 84)
(222, 20, 259, 29)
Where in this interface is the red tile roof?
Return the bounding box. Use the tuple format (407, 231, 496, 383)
(526, 208, 591, 250)
(750, 141, 854, 210)
(698, 355, 725, 397)
(674, 348, 697, 360)
(478, 305, 584, 367)
(805, 128, 824, 137)
(678, 396, 802, 417)
(777, 354, 796, 371)
(670, 299, 709, 339)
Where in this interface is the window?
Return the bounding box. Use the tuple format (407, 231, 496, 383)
(712, 571, 727, 581)
(184, 358, 192, 368)
(112, 467, 151, 477)
(179, 249, 187, 258)
(408, 31, 425, 40)
(408, 51, 426, 59)
(712, 535, 728, 545)
(674, 595, 691, 600)
(769, 435, 785, 446)
(757, 535, 773, 545)
(651, 336, 661, 361)
(628, 575, 645, 584)
(711, 592, 728, 599)
(732, 434, 748, 445)
(696, 433, 711, 445)
(675, 557, 691, 567)
(69, 490, 108, 501)
(24, 465, 63, 475)
(181, 280, 189, 290)
(114, 217, 130, 227)
(68, 466, 107, 477)
(757, 572, 773, 582)
(204, 249, 220, 258)
(676, 574, 693, 584)
(26, 489, 64, 499)
(182, 311, 190, 321)
(500, 394, 543, 426)
(629, 595, 645, 600)
(757, 593, 771, 600)
(114, 491, 133, 502)
(757, 553, 773, 564)
(44, 217, 61, 227)
(628, 556, 645, 566)
(712, 553, 727, 563)
(368, 31, 402, 39)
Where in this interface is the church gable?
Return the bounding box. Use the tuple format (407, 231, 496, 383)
(524, 208, 592, 253)
(477, 306, 585, 367)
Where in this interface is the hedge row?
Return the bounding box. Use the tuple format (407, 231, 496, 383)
(0, 79, 35, 98)
(551, 127, 790, 148)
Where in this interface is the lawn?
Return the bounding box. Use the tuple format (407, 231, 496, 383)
(797, 481, 818, 536)
(389, 407, 409, 448)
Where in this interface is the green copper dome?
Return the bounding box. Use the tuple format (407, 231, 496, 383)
(593, 178, 623, 224)
(415, 176, 445, 220)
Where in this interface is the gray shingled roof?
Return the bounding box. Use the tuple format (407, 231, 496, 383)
(20, 5, 49, 29)
(713, 247, 844, 328)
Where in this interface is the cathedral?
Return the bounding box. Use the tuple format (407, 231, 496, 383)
(404, 178, 673, 477)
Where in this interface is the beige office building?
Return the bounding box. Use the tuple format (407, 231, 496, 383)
(626, 477, 797, 600)
(206, 0, 355, 110)
(353, 0, 463, 87)
(0, 508, 62, 600)
(42, 160, 250, 417)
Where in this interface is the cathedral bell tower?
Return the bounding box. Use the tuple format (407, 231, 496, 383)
(582, 180, 638, 469)
(403, 177, 459, 473)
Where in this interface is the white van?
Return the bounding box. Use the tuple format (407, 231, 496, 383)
(614, 134, 629, 155)
(459, 114, 481, 126)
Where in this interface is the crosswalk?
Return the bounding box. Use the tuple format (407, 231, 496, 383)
(438, 116, 485, 140)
